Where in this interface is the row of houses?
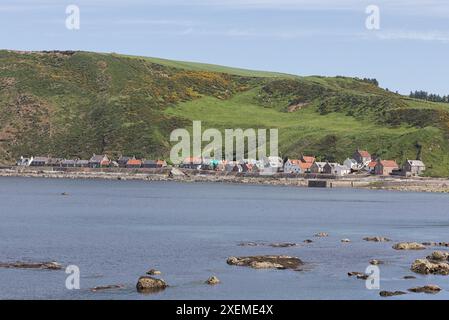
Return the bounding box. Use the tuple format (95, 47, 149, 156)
(283, 150, 426, 177)
(180, 156, 283, 174)
(17, 155, 168, 169)
(178, 150, 425, 177)
(16, 150, 426, 177)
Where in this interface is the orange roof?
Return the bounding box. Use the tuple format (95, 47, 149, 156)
(289, 159, 302, 165)
(127, 159, 142, 165)
(380, 160, 398, 168)
(368, 161, 377, 168)
(358, 150, 371, 158)
(299, 162, 313, 170)
(183, 157, 202, 164)
(302, 156, 315, 163)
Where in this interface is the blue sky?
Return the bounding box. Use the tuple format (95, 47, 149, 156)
(1, 0, 448, 94)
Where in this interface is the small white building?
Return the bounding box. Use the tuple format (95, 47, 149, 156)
(344, 158, 359, 170)
(335, 165, 351, 176)
(284, 159, 302, 174)
(17, 156, 32, 166)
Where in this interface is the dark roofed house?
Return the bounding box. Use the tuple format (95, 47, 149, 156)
(61, 159, 77, 167)
(29, 156, 49, 167)
(404, 160, 426, 176)
(142, 160, 157, 168)
(375, 160, 399, 176)
(353, 150, 371, 165)
(76, 159, 89, 168)
(89, 154, 110, 168)
(323, 162, 338, 174)
(310, 162, 326, 174)
(118, 156, 134, 168)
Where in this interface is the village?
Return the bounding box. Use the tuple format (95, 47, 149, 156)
(15, 149, 426, 178)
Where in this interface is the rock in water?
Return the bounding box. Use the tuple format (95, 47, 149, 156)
(238, 242, 261, 247)
(341, 239, 351, 243)
(314, 232, 329, 238)
(379, 291, 407, 297)
(0, 261, 62, 270)
(90, 284, 125, 292)
(269, 242, 298, 248)
(403, 276, 416, 280)
(146, 269, 162, 275)
(369, 259, 384, 265)
(411, 259, 449, 275)
(205, 276, 220, 285)
(136, 276, 168, 293)
(227, 255, 303, 270)
(348, 272, 368, 279)
(363, 236, 391, 242)
(408, 285, 441, 294)
(393, 242, 426, 250)
(427, 251, 449, 261)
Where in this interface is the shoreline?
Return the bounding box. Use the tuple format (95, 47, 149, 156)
(1, 168, 449, 193)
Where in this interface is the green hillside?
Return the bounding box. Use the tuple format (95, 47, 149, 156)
(0, 50, 448, 176)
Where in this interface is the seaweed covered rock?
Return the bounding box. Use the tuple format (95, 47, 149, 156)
(379, 291, 407, 297)
(408, 285, 441, 294)
(393, 242, 426, 250)
(227, 255, 303, 270)
(0, 261, 62, 270)
(363, 236, 391, 242)
(411, 259, 449, 275)
(427, 251, 449, 262)
(205, 276, 220, 285)
(136, 276, 168, 293)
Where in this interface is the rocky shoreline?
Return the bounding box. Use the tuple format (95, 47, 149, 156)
(1, 168, 449, 193)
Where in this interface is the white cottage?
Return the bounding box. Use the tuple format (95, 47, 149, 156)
(344, 158, 359, 170)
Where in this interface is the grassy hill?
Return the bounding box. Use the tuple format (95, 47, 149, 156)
(0, 50, 448, 176)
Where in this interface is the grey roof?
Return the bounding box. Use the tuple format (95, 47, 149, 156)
(32, 156, 49, 162)
(89, 155, 106, 162)
(118, 156, 133, 162)
(313, 162, 327, 168)
(61, 159, 76, 165)
(76, 160, 89, 164)
(143, 160, 157, 165)
(407, 160, 425, 167)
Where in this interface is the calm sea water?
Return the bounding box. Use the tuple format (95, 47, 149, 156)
(0, 176, 448, 300)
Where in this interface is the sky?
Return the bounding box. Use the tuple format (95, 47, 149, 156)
(1, 0, 448, 95)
